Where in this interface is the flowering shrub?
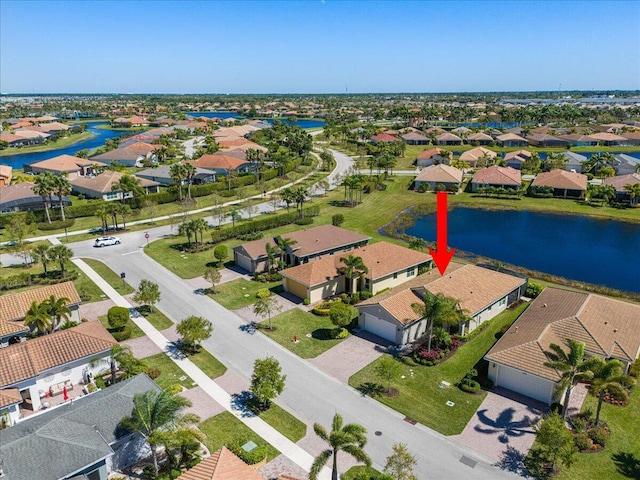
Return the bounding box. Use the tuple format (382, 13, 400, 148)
(418, 349, 441, 361)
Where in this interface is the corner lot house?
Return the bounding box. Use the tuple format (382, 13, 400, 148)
(282, 241, 431, 303)
(0, 374, 161, 480)
(233, 225, 371, 274)
(531, 169, 587, 199)
(414, 164, 463, 192)
(356, 263, 527, 344)
(485, 288, 640, 404)
(416, 147, 449, 167)
(471, 166, 522, 192)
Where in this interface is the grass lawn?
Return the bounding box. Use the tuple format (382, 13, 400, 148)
(348, 302, 530, 436)
(261, 308, 350, 359)
(82, 258, 135, 295)
(98, 314, 145, 340)
(198, 411, 280, 461)
(536, 385, 640, 480)
(143, 353, 195, 390)
(342, 466, 383, 479)
(255, 403, 307, 442)
(135, 305, 174, 331)
(0, 131, 92, 157)
(186, 348, 227, 379)
(211, 278, 283, 310)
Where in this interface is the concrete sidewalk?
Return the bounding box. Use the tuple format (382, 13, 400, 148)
(72, 258, 331, 480)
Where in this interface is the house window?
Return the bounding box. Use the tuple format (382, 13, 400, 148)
(407, 267, 415, 277)
(106, 191, 119, 200)
(499, 297, 506, 307)
(393, 272, 398, 279)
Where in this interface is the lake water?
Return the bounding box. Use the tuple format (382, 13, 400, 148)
(406, 207, 640, 292)
(187, 111, 325, 129)
(0, 122, 127, 170)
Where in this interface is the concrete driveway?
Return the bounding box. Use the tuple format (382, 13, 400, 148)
(451, 388, 547, 467)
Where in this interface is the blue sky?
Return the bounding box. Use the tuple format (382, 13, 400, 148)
(1, 0, 638, 94)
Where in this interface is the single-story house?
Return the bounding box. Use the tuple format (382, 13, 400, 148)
(614, 154, 640, 176)
(401, 132, 430, 145)
(559, 151, 587, 173)
(496, 133, 529, 147)
(233, 225, 371, 274)
(91, 148, 149, 168)
(0, 281, 82, 327)
(485, 287, 640, 404)
(435, 132, 463, 146)
(459, 147, 497, 168)
(0, 320, 29, 348)
(356, 263, 527, 344)
(0, 131, 47, 147)
(0, 165, 12, 186)
(471, 166, 522, 192)
(282, 241, 432, 303)
(526, 133, 570, 148)
(0, 182, 70, 214)
(416, 147, 449, 167)
(112, 115, 149, 127)
(0, 321, 116, 425)
(556, 134, 599, 147)
(71, 171, 160, 201)
(603, 173, 640, 203)
(135, 164, 216, 186)
(587, 132, 630, 146)
(504, 150, 533, 170)
(466, 132, 494, 145)
(175, 447, 266, 480)
(530, 169, 587, 199)
(620, 130, 640, 146)
(29, 154, 106, 179)
(370, 133, 400, 143)
(187, 154, 254, 175)
(0, 374, 161, 479)
(451, 126, 472, 136)
(217, 138, 268, 152)
(414, 164, 463, 192)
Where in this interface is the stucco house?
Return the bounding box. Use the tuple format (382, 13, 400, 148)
(530, 169, 587, 199)
(466, 132, 494, 146)
(29, 154, 105, 179)
(496, 133, 529, 147)
(187, 154, 254, 175)
(71, 171, 160, 201)
(416, 147, 449, 167)
(0, 182, 71, 213)
(356, 263, 527, 344)
(401, 132, 430, 145)
(559, 151, 587, 173)
(0, 374, 161, 480)
(504, 150, 533, 170)
(613, 153, 640, 176)
(459, 147, 497, 168)
(135, 164, 216, 186)
(435, 132, 463, 146)
(526, 133, 569, 148)
(604, 173, 640, 203)
(587, 132, 629, 146)
(471, 166, 522, 192)
(414, 164, 463, 192)
(281, 241, 432, 303)
(233, 225, 371, 274)
(485, 287, 640, 404)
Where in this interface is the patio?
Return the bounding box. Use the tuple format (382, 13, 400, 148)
(19, 381, 93, 419)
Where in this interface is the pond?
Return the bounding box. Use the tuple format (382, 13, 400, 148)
(405, 207, 640, 292)
(187, 112, 325, 129)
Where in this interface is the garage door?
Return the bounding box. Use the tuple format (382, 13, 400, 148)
(495, 364, 554, 404)
(234, 252, 252, 273)
(363, 313, 397, 343)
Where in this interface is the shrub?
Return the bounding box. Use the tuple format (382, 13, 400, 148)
(107, 306, 130, 331)
(237, 232, 263, 241)
(589, 426, 610, 447)
(164, 383, 183, 395)
(147, 367, 161, 380)
(331, 214, 344, 227)
(302, 298, 310, 306)
(213, 244, 229, 264)
(111, 325, 132, 341)
(574, 432, 592, 451)
(227, 439, 268, 465)
(36, 219, 75, 231)
(525, 282, 544, 298)
(359, 291, 373, 300)
(256, 288, 271, 299)
(295, 217, 314, 225)
(95, 377, 106, 390)
(571, 416, 588, 433)
(460, 380, 480, 393)
(332, 327, 349, 339)
(629, 357, 640, 378)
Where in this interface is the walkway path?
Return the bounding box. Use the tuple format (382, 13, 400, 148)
(71, 257, 332, 480)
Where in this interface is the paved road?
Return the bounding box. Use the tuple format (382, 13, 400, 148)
(66, 149, 518, 479)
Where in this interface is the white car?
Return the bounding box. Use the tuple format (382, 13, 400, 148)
(94, 236, 121, 247)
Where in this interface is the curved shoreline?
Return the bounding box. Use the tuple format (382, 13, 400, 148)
(0, 131, 94, 157)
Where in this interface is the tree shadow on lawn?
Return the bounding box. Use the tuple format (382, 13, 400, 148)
(311, 328, 334, 340)
(612, 451, 640, 479)
(230, 391, 257, 418)
(356, 382, 384, 398)
(494, 445, 531, 477)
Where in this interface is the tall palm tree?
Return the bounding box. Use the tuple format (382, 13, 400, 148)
(275, 236, 298, 267)
(32, 244, 51, 277)
(24, 300, 52, 335)
(52, 174, 72, 221)
(280, 187, 296, 212)
(169, 163, 187, 201)
(42, 295, 71, 330)
(90, 343, 133, 386)
(411, 291, 459, 352)
(178, 220, 195, 247)
(182, 163, 197, 200)
(338, 254, 368, 294)
(120, 390, 199, 475)
(33, 172, 56, 224)
(625, 183, 640, 206)
(543, 338, 599, 419)
(48, 244, 73, 278)
(589, 358, 635, 425)
(106, 202, 120, 230)
(113, 174, 144, 207)
(190, 218, 208, 249)
(264, 242, 281, 273)
(310, 413, 371, 480)
(95, 204, 110, 235)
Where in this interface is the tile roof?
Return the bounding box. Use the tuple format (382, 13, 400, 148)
(415, 164, 463, 183)
(188, 154, 249, 171)
(0, 321, 116, 388)
(604, 173, 640, 192)
(282, 241, 431, 287)
(496, 133, 528, 142)
(466, 132, 494, 141)
(588, 132, 628, 142)
(371, 134, 399, 142)
(435, 132, 462, 142)
(72, 170, 159, 193)
(531, 170, 587, 191)
(30, 154, 104, 173)
(175, 447, 264, 480)
(401, 132, 430, 141)
(417, 147, 445, 160)
(504, 150, 532, 162)
(91, 148, 145, 162)
(471, 166, 522, 186)
(485, 288, 640, 381)
(0, 281, 81, 322)
(0, 388, 22, 408)
(459, 147, 497, 162)
(0, 319, 29, 338)
(0, 165, 14, 180)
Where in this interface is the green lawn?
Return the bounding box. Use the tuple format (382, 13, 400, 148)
(82, 258, 135, 295)
(261, 308, 350, 359)
(187, 348, 227, 379)
(211, 278, 283, 310)
(143, 353, 195, 390)
(535, 385, 640, 480)
(349, 302, 530, 436)
(0, 131, 92, 157)
(342, 466, 384, 479)
(255, 403, 307, 442)
(198, 411, 280, 461)
(98, 314, 145, 340)
(135, 305, 174, 331)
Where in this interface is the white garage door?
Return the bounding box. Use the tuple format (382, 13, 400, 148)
(363, 313, 397, 343)
(234, 252, 252, 273)
(495, 365, 554, 404)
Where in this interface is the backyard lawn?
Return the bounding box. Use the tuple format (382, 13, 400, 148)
(211, 278, 283, 310)
(349, 302, 530, 436)
(198, 412, 280, 462)
(143, 353, 195, 390)
(261, 307, 350, 359)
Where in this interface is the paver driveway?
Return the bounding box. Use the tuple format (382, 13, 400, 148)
(451, 388, 547, 465)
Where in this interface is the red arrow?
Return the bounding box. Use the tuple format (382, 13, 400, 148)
(428, 192, 456, 275)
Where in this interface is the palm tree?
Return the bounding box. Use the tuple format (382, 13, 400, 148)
(589, 358, 635, 425)
(227, 208, 241, 228)
(32, 244, 51, 277)
(169, 163, 187, 201)
(90, 344, 133, 386)
(190, 218, 208, 250)
(275, 236, 298, 267)
(113, 174, 144, 207)
(338, 254, 368, 294)
(33, 172, 56, 224)
(48, 244, 73, 278)
(52, 174, 72, 221)
(106, 202, 120, 230)
(310, 413, 371, 480)
(543, 338, 599, 419)
(24, 300, 52, 334)
(280, 187, 296, 212)
(42, 295, 71, 330)
(264, 242, 281, 273)
(411, 291, 463, 352)
(120, 390, 199, 476)
(178, 220, 195, 247)
(95, 204, 110, 235)
(625, 183, 640, 206)
(182, 163, 197, 200)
